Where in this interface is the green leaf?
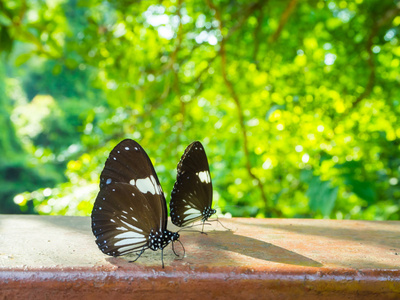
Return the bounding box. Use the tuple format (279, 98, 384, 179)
(14, 53, 32, 66)
(306, 176, 338, 217)
(346, 179, 376, 204)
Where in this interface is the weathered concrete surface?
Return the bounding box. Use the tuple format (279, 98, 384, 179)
(0, 215, 400, 299)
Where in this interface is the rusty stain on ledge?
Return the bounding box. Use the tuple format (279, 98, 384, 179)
(0, 215, 400, 299)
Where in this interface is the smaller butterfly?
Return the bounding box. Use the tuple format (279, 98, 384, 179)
(91, 139, 181, 268)
(170, 141, 216, 232)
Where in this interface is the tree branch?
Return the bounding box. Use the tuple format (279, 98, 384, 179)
(252, 7, 264, 63)
(268, 0, 298, 43)
(225, 1, 265, 40)
(172, 0, 185, 144)
(339, 4, 400, 120)
(207, 0, 280, 216)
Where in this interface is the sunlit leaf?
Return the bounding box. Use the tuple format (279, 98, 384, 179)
(14, 53, 32, 66)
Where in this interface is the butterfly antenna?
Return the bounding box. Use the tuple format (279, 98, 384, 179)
(129, 246, 145, 263)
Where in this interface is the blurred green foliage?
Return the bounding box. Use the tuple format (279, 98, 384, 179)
(0, 0, 400, 220)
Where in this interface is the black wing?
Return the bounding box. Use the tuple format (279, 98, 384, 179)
(92, 183, 165, 256)
(91, 139, 168, 256)
(170, 141, 214, 227)
(98, 139, 167, 226)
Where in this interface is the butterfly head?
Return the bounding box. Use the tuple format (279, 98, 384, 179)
(163, 230, 180, 249)
(171, 231, 180, 241)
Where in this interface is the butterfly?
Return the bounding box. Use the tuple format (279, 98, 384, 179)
(170, 141, 216, 231)
(91, 139, 180, 268)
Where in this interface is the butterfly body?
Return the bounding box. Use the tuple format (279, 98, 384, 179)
(202, 207, 217, 222)
(91, 139, 179, 266)
(170, 141, 216, 228)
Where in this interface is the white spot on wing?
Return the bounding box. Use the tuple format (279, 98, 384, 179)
(197, 171, 211, 184)
(136, 176, 156, 194)
(130, 179, 135, 186)
(118, 243, 146, 254)
(120, 219, 143, 232)
(149, 175, 162, 195)
(115, 231, 145, 240)
(184, 208, 201, 215)
(115, 237, 146, 246)
(183, 207, 202, 221)
(116, 226, 128, 231)
(183, 213, 202, 221)
(125, 147, 130, 150)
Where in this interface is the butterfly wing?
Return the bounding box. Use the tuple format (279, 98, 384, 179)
(100, 140, 161, 188)
(99, 139, 167, 226)
(170, 141, 214, 227)
(92, 182, 165, 255)
(92, 139, 168, 256)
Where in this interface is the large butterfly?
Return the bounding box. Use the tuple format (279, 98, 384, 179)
(91, 139, 179, 268)
(170, 141, 216, 230)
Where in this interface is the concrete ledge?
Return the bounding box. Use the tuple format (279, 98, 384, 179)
(1, 215, 400, 299)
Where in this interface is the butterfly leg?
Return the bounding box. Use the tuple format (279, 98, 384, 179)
(172, 240, 179, 257)
(215, 217, 231, 231)
(129, 246, 145, 263)
(207, 217, 231, 231)
(161, 248, 164, 268)
(172, 240, 185, 259)
(201, 221, 208, 235)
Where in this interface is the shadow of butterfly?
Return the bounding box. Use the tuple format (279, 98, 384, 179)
(170, 141, 217, 233)
(91, 139, 180, 268)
